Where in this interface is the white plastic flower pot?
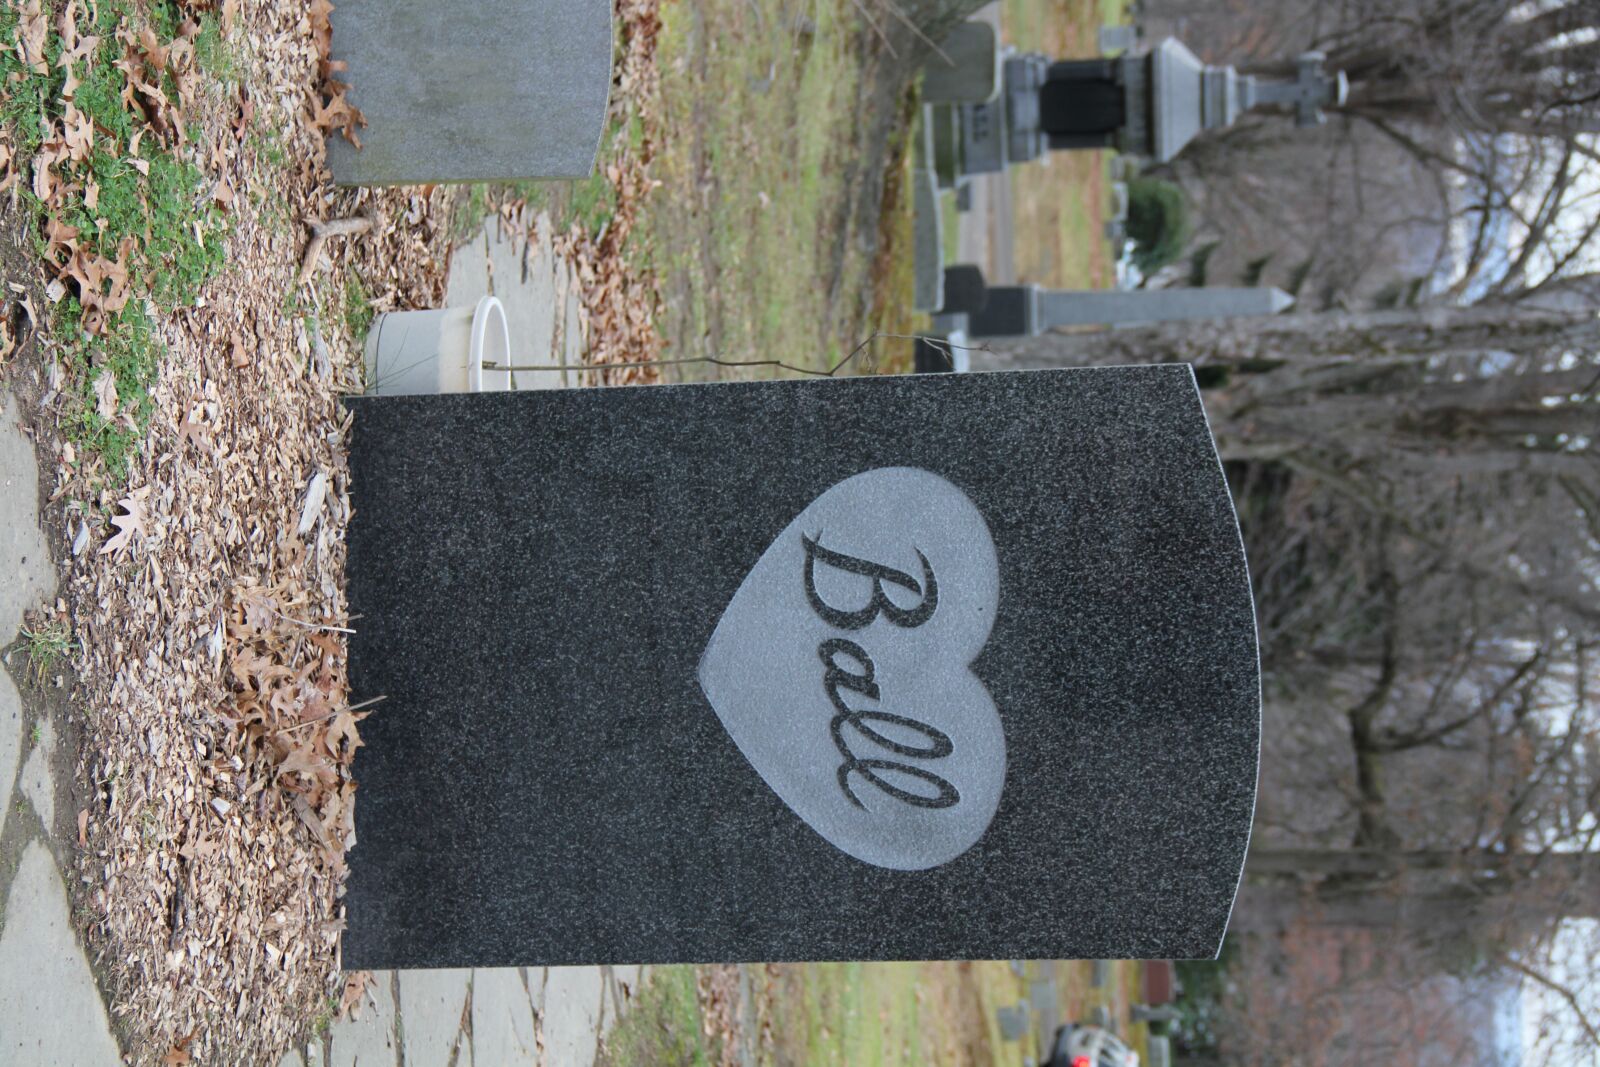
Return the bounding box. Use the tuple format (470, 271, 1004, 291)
(364, 296, 513, 395)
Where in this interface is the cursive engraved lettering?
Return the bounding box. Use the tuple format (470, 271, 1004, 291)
(804, 536, 959, 811)
(818, 638, 959, 809)
(802, 533, 938, 631)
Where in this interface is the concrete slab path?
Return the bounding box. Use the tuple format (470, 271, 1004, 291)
(0, 390, 120, 1063)
(0, 209, 622, 1066)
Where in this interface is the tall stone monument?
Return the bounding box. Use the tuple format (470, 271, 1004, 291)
(929, 33, 1347, 188)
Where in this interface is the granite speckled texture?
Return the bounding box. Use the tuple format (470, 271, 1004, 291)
(343, 366, 1260, 969)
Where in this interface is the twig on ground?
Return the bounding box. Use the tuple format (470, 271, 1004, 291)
(296, 216, 373, 287)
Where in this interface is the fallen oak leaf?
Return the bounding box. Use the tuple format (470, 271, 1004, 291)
(62, 103, 93, 161)
(99, 487, 148, 556)
(17, 0, 49, 73)
(137, 26, 170, 71)
(339, 970, 372, 1020)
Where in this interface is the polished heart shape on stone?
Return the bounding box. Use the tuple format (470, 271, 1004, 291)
(697, 467, 1004, 870)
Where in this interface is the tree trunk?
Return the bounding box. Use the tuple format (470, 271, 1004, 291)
(1246, 848, 1600, 893)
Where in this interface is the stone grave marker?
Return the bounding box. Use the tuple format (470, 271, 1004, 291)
(921, 21, 1002, 105)
(929, 34, 1346, 194)
(326, 0, 613, 186)
(342, 367, 1260, 969)
(935, 265, 1292, 339)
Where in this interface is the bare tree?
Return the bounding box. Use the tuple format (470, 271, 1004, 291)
(976, 305, 1599, 1063)
(1143, 0, 1600, 305)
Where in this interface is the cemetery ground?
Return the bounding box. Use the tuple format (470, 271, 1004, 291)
(999, 0, 1117, 289)
(602, 959, 1154, 1066)
(0, 0, 1120, 1063)
(939, 0, 1118, 288)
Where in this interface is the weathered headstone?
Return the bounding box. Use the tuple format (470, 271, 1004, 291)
(921, 21, 1002, 105)
(342, 368, 1260, 968)
(326, 0, 613, 186)
(1047, 42, 1347, 162)
(997, 1003, 1032, 1041)
(937, 266, 1292, 339)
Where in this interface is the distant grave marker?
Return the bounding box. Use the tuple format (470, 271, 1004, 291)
(342, 368, 1260, 968)
(926, 29, 1347, 193)
(935, 265, 1292, 339)
(326, 0, 613, 186)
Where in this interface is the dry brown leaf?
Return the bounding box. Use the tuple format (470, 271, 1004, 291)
(161, 1030, 196, 1066)
(339, 970, 371, 1019)
(232, 86, 254, 138)
(43, 215, 80, 264)
(99, 487, 147, 556)
(18, 0, 49, 74)
(32, 146, 60, 201)
(63, 103, 94, 161)
(137, 26, 170, 71)
(93, 369, 118, 418)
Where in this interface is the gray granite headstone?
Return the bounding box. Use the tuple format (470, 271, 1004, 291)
(962, 276, 1293, 340)
(326, 0, 613, 186)
(921, 22, 1002, 105)
(342, 367, 1260, 969)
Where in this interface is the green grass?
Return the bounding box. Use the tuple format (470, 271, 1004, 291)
(783, 963, 931, 1065)
(0, 0, 233, 485)
(940, 188, 962, 268)
(598, 961, 1054, 1067)
(343, 275, 375, 341)
(21, 620, 75, 680)
(56, 301, 164, 483)
(641, 0, 887, 378)
(599, 968, 723, 1067)
(192, 12, 237, 82)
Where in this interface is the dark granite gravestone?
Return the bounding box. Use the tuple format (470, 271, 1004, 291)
(342, 366, 1260, 970)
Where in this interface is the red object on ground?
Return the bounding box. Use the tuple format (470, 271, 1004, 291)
(1144, 960, 1176, 1005)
